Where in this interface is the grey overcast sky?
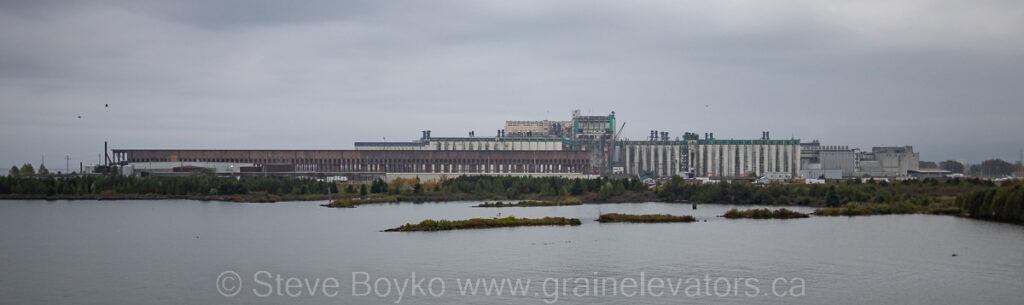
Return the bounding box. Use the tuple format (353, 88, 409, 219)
(1, 0, 1023, 170)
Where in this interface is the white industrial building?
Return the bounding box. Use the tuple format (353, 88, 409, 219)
(355, 137, 565, 151)
(855, 146, 920, 177)
(619, 139, 801, 178)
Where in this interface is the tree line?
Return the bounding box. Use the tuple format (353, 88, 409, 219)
(436, 175, 649, 200)
(957, 181, 1024, 223)
(8, 164, 50, 177)
(657, 175, 996, 207)
(928, 158, 1022, 177)
(0, 174, 334, 196)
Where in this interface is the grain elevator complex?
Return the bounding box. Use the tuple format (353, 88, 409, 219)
(352, 110, 801, 179)
(110, 110, 918, 181)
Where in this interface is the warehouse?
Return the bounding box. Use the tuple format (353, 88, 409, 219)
(112, 149, 591, 175)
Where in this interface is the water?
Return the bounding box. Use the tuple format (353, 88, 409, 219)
(0, 200, 1021, 304)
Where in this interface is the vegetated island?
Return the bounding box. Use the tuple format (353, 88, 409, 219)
(596, 213, 696, 223)
(322, 196, 401, 208)
(722, 208, 809, 219)
(474, 198, 583, 207)
(383, 216, 581, 232)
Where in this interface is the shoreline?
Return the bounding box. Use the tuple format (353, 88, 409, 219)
(3, 194, 1019, 226)
(1, 192, 664, 204)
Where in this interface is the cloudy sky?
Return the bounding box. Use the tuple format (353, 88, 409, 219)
(1, 0, 1023, 170)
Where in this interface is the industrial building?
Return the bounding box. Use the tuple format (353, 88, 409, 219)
(110, 110, 807, 180)
(855, 146, 920, 177)
(352, 110, 616, 172)
(799, 141, 921, 178)
(355, 137, 566, 151)
(111, 149, 591, 182)
(352, 112, 801, 179)
(800, 141, 856, 178)
(618, 137, 802, 178)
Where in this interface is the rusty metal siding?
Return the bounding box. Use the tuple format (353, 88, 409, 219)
(112, 149, 591, 174)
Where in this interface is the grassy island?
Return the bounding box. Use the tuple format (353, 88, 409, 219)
(596, 213, 696, 223)
(322, 196, 400, 208)
(474, 198, 583, 207)
(323, 200, 356, 208)
(383, 216, 581, 232)
(723, 208, 809, 219)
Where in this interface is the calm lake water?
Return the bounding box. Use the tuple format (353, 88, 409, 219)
(1, 199, 1022, 304)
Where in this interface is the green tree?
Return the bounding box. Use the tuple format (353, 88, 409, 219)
(359, 184, 368, 196)
(38, 164, 49, 175)
(540, 183, 556, 196)
(20, 164, 35, 176)
(597, 183, 615, 200)
(8, 166, 19, 177)
(570, 179, 584, 195)
(825, 186, 841, 207)
(505, 187, 519, 199)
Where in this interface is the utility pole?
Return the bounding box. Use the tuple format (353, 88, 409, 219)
(65, 155, 70, 173)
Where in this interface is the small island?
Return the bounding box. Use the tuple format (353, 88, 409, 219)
(321, 196, 399, 208)
(596, 213, 696, 223)
(722, 208, 809, 219)
(383, 216, 582, 232)
(474, 198, 583, 207)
